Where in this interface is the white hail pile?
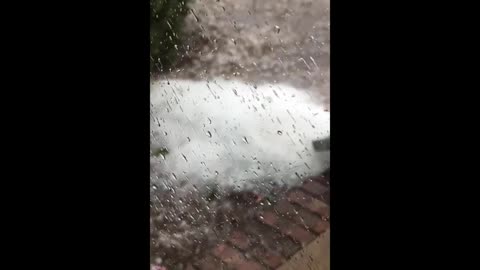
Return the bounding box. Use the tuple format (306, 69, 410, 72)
(150, 78, 330, 196)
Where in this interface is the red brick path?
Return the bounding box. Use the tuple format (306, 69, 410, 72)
(190, 173, 330, 270)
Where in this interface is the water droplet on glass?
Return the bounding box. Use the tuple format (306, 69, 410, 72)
(274, 25, 280, 33)
(190, 9, 200, 22)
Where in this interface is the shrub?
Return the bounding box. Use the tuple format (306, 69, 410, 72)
(150, 0, 191, 73)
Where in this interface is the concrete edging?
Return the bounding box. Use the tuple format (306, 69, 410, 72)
(277, 230, 330, 270)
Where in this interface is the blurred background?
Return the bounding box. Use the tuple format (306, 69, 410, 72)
(151, 0, 330, 107)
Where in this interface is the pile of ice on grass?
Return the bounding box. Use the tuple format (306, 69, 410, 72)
(150, 78, 330, 197)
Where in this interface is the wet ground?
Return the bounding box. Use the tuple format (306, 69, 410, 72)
(150, 184, 290, 268)
(150, 174, 330, 269)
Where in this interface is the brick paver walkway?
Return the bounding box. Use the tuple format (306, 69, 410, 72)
(187, 172, 330, 270)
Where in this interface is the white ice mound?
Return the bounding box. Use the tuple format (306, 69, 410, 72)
(150, 78, 330, 193)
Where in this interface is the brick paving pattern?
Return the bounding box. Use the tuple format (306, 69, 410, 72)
(187, 172, 330, 269)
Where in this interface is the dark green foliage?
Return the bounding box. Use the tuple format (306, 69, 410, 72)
(150, 0, 191, 73)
